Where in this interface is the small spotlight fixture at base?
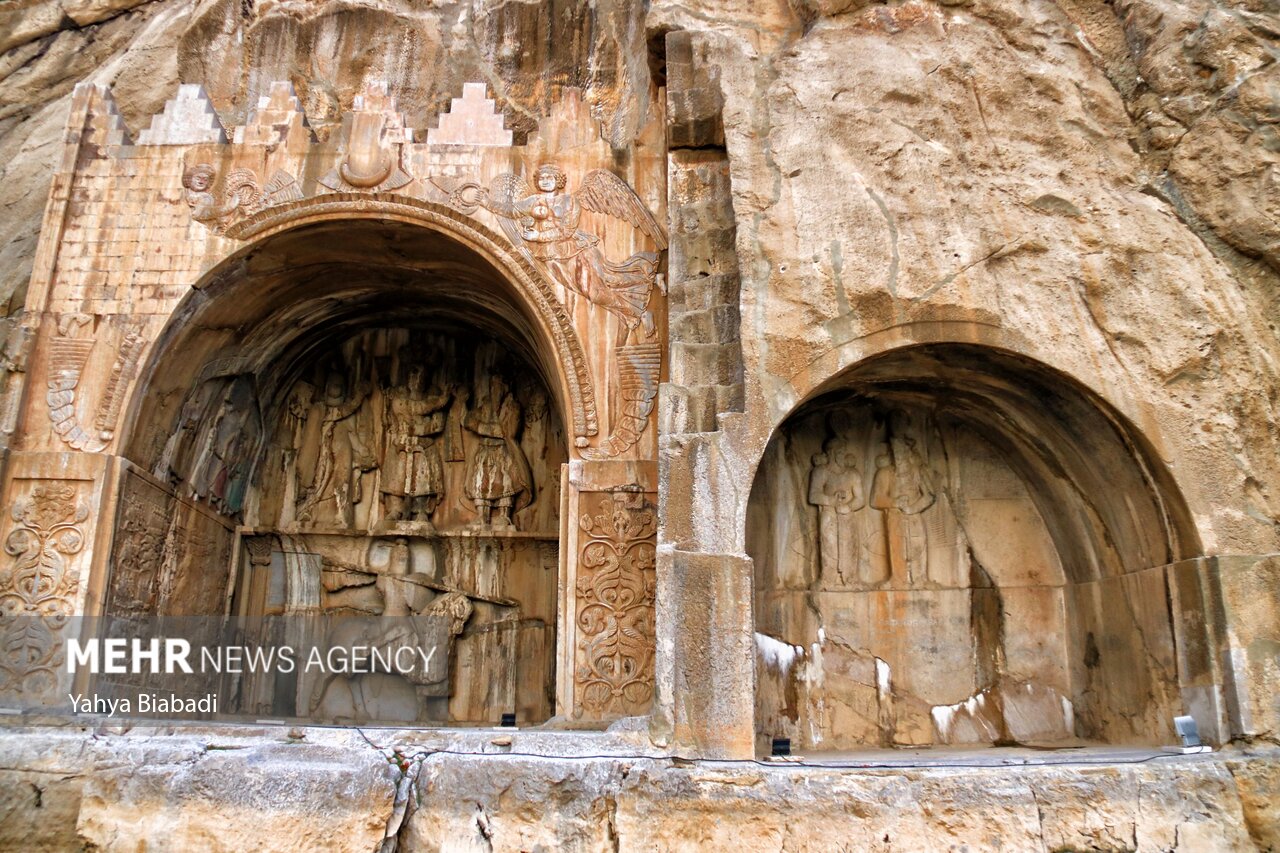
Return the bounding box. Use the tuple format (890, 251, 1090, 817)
(1164, 715, 1213, 754)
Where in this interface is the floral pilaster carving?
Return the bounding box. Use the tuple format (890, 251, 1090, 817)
(0, 483, 89, 698)
(575, 488, 657, 717)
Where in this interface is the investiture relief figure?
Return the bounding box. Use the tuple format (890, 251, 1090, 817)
(203, 328, 565, 725)
(295, 362, 374, 527)
(754, 395, 1085, 749)
(464, 370, 533, 529)
(808, 437, 866, 586)
(380, 362, 451, 527)
(280, 380, 315, 512)
(870, 430, 937, 587)
(794, 408, 973, 591)
(157, 374, 263, 516)
(239, 330, 562, 537)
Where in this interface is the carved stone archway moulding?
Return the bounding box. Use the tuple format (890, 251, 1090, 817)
(2, 79, 666, 723)
(164, 78, 668, 463)
(219, 192, 600, 445)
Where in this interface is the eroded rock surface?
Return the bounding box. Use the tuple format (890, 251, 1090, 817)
(0, 728, 1276, 851)
(0, 0, 1277, 842)
(0, 728, 399, 852)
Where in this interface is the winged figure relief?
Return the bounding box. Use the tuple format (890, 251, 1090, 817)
(181, 164, 302, 234)
(437, 165, 668, 344)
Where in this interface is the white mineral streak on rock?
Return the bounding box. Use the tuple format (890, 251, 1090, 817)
(930, 703, 955, 739)
(754, 632, 802, 673)
(875, 657, 891, 698)
(931, 691, 995, 742)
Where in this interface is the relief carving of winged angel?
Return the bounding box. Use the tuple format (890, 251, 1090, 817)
(437, 165, 668, 343)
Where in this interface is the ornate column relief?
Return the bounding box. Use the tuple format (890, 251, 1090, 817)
(0, 482, 89, 701)
(574, 486, 658, 717)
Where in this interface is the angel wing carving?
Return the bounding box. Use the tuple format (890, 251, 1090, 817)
(430, 162, 667, 459)
(575, 169, 668, 250)
(489, 173, 533, 263)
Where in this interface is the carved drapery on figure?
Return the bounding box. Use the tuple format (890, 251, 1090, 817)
(264, 331, 555, 535)
(5, 79, 678, 730)
(295, 362, 374, 527)
(109, 478, 169, 619)
(875, 445, 926, 584)
(463, 370, 533, 529)
(808, 435, 867, 586)
(796, 408, 971, 591)
(575, 488, 657, 716)
(157, 374, 264, 517)
(381, 362, 451, 526)
(0, 484, 88, 698)
(165, 83, 673, 455)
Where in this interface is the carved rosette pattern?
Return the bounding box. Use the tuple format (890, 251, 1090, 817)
(0, 484, 89, 697)
(575, 491, 657, 716)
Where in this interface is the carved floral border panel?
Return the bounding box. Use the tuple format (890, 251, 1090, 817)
(0, 479, 92, 704)
(574, 488, 657, 718)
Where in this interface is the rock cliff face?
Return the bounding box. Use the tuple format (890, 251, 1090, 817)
(0, 0, 1277, 848)
(1, 0, 1275, 528)
(2, 0, 1273, 362)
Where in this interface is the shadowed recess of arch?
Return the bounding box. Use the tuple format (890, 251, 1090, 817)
(746, 342, 1205, 752)
(757, 343, 1201, 579)
(222, 192, 596, 440)
(121, 215, 592, 472)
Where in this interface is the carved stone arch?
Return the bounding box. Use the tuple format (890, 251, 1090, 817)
(753, 334, 1201, 572)
(107, 201, 589, 728)
(743, 321, 1202, 563)
(746, 338, 1208, 754)
(223, 192, 597, 442)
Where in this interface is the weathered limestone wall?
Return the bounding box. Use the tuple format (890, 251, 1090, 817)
(1, 728, 1278, 852)
(1, 3, 1275, 527)
(650, 0, 1280, 563)
(647, 0, 1280, 754)
(0, 0, 1276, 845)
